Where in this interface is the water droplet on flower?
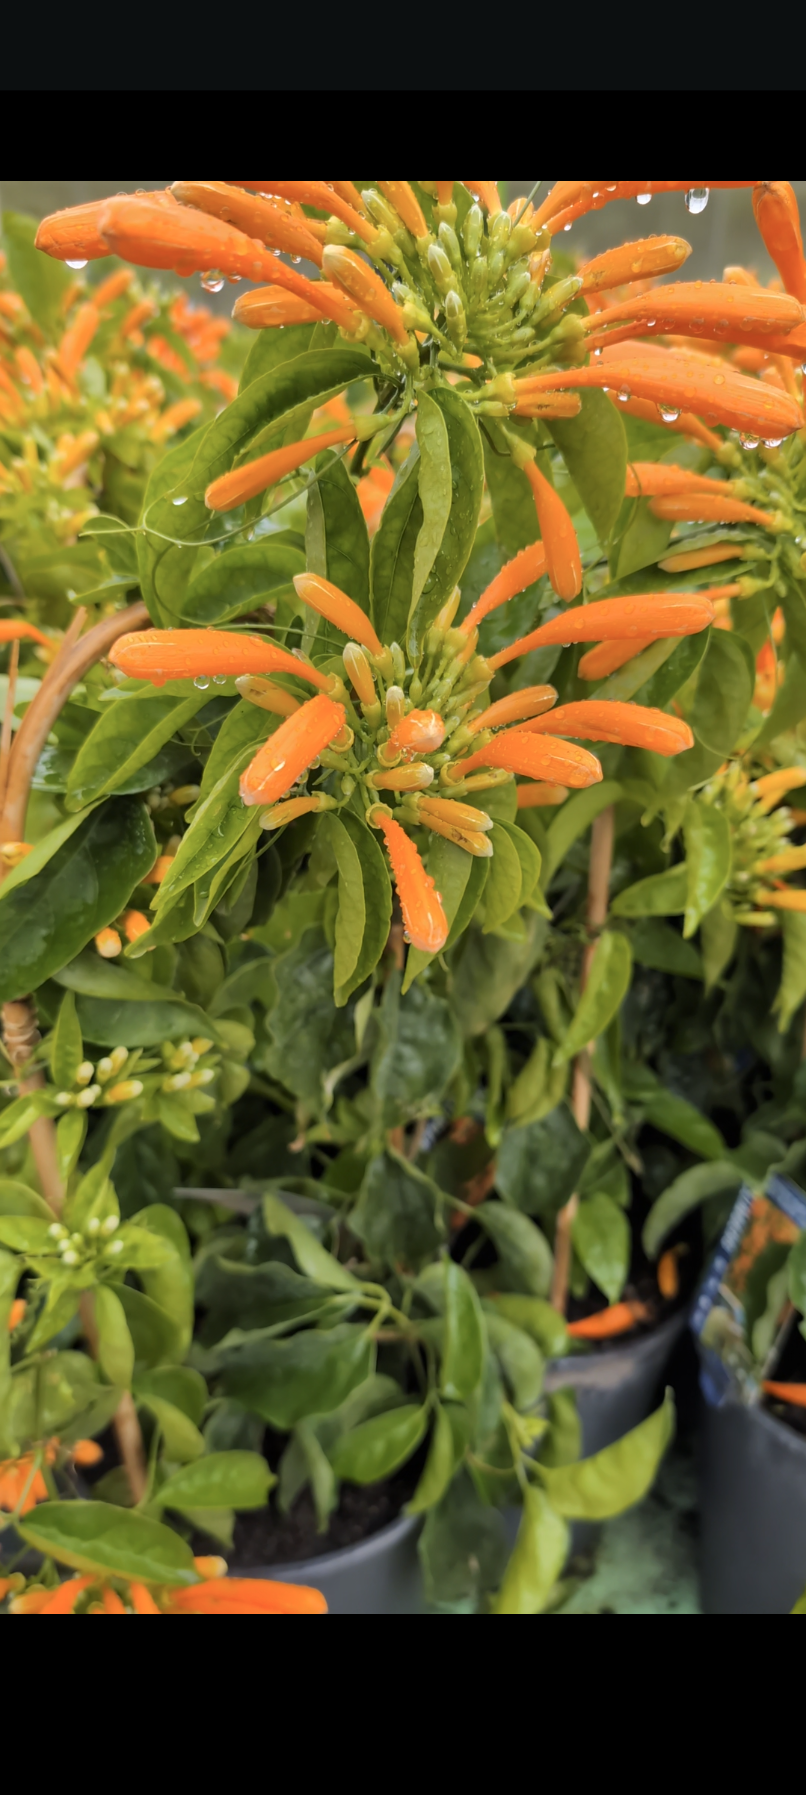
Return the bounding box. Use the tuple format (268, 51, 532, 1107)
(201, 271, 225, 293)
(593, 346, 603, 357)
(714, 374, 726, 385)
(617, 387, 631, 403)
(646, 319, 656, 328)
(194, 675, 210, 689)
(563, 223, 572, 232)
(764, 437, 784, 448)
(636, 192, 652, 206)
(213, 673, 227, 684)
(606, 184, 618, 193)
(739, 433, 760, 450)
(658, 403, 680, 422)
(685, 187, 710, 214)
(172, 495, 188, 506)
(66, 258, 88, 270)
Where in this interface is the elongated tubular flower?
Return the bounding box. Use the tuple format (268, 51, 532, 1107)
(343, 643, 377, 707)
(417, 796, 493, 832)
(322, 245, 410, 346)
(659, 545, 745, 573)
(487, 592, 716, 671)
(418, 815, 493, 855)
(534, 181, 757, 234)
(582, 281, 804, 352)
(233, 285, 353, 329)
(377, 181, 428, 238)
(465, 685, 558, 732)
(171, 181, 324, 265)
(52, 431, 100, 479)
(451, 731, 603, 788)
(577, 636, 660, 681)
(109, 627, 331, 691)
(758, 888, 806, 912)
(0, 619, 50, 646)
(752, 183, 806, 304)
(35, 196, 134, 261)
(15, 345, 44, 394)
(260, 795, 330, 828)
(239, 694, 346, 807)
(204, 426, 354, 513)
(19, 1569, 326, 1614)
(235, 676, 301, 717)
(463, 182, 502, 214)
(459, 540, 548, 634)
(614, 393, 724, 455)
(235, 182, 378, 246)
(56, 302, 100, 378)
(387, 709, 446, 757)
(577, 236, 692, 293)
(514, 354, 802, 439)
(374, 813, 448, 953)
(123, 910, 150, 944)
(752, 767, 806, 811)
(520, 460, 581, 602)
(523, 700, 693, 756)
(625, 463, 736, 500)
(370, 762, 435, 791)
(95, 927, 122, 958)
(292, 572, 383, 656)
(650, 493, 779, 529)
(152, 398, 203, 442)
(516, 782, 570, 808)
(93, 267, 134, 306)
(756, 845, 806, 875)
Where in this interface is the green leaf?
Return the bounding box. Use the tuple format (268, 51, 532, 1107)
(476, 1202, 553, 1297)
(665, 631, 754, 795)
(238, 322, 317, 390)
(19, 1500, 197, 1585)
(263, 927, 355, 1107)
(0, 799, 156, 1005)
(403, 837, 471, 991)
(117, 1285, 184, 1367)
(181, 539, 305, 625)
(482, 823, 523, 931)
(370, 445, 423, 645)
(788, 1231, 806, 1316)
(450, 914, 546, 1037)
(643, 1089, 726, 1161)
(50, 991, 83, 1090)
(408, 388, 484, 660)
(483, 426, 541, 558)
(66, 690, 207, 811)
(330, 1403, 427, 1484)
(0, 807, 96, 902)
(541, 781, 622, 887)
(2, 210, 71, 335)
(352, 1149, 443, 1269)
(539, 1390, 582, 1468)
(0, 1214, 57, 1253)
(626, 917, 702, 980)
(321, 812, 392, 1005)
(683, 801, 732, 939)
(94, 1285, 135, 1388)
(775, 911, 806, 1033)
(496, 1104, 588, 1223)
(134, 1366, 206, 1424)
(410, 389, 452, 638)
(218, 1324, 374, 1428)
(611, 863, 687, 918)
(591, 637, 677, 704)
(484, 1310, 545, 1410)
(756, 652, 806, 746)
(611, 496, 672, 582)
(629, 629, 711, 712)
(441, 1260, 486, 1401)
(419, 1468, 509, 1608)
(701, 900, 738, 991)
(305, 447, 370, 643)
(486, 1293, 569, 1358)
(499, 820, 542, 908)
(537, 1392, 675, 1519)
(154, 732, 266, 911)
(407, 1402, 461, 1515)
(0, 1178, 52, 1219)
(642, 1161, 742, 1259)
(194, 348, 371, 500)
(155, 1450, 273, 1512)
(493, 1483, 568, 1614)
(554, 932, 632, 1064)
(572, 1193, 629, 1304)
(370, 972, 461, 1127)
(548, 389, 627, 542)
(261, 1189, 358, 1292)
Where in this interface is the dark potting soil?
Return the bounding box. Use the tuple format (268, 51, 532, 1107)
(223, 1460, 419, 1570)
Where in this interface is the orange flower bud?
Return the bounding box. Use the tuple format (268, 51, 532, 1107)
(292, 572, 383, 656)
(370, 763, 435, 791)
(152, 398, 202, 443)
(172, 182, 324, 266)
(614, 393, 723, 455)
(757, 846, 806, 875)
(236, 181, 378, 246)
(760, 888, 806, 912)
(521, 459, 581, 602)
(342, 643, 377, 706)
(52, 429, 100, 479)
(357, 464, 394, 533)
(109, 628, 331, 692)
(535, 181, 756, 235)
(8, 1298, 26, 1331)
(516, 350, 802, 440)
(56, 302, 100, 378)
(235, 676, 301, 717)
(260, 795, 332, 828)
(233, 284, 352, 329)
(36, 197, 118, 262)
(377, 182, 428, 238)
(488, 592, 715, 672)
(650, 493, 779, 529)
(516, 782, 570, 808)
(466, 685, 557, 733)
(93, 268, 134, 307)
(460, 540, 548, 634)
(419, 815, 493, 855)
(15, 346, 44, 395)
(71, 1439, 104, 1467)
(95, 927, 122, 958)
(141, 854, 175, 886)
(578, 638, 657, 681)
(0, 620, 50, 646)
(523, 700, 693, 756)
(387, 708, 446, 758)
(584, 279, 802, 350)
(463, 182, 502, 215)
(374, 813, 448, 954)
(239, 694, 345, 807)
(752, 767, 806, 811)
(659, 545, 745, 572)
(752, 183, 806, 305)
(0, 843, 34, 868)
(205, 426, 354, 513)
(322, 245, 409, 345)
(122, 909, 150, 944)
(452, 730, 603, 788)
(577, 235, 691, 294)
(625, 463, 736, 500)
(418, 796, 493, 831)
(120, 298, 157, 340)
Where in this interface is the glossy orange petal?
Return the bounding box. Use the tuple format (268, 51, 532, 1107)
(460, 540, 547, 634)
(452, 730, 602, 788)
(109, 627, 331, 691)
(239, 694, 345, 807)
(522, 700, 693, 755)
(293, 572, 383, 656)
(488, 593, 715, 672)
(375, 814, 448, 954)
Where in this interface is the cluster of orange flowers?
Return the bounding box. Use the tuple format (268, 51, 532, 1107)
(3, 1554, 326, 1614)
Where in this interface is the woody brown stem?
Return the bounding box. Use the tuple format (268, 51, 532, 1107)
(550, 804, 615, 1313)
(0, 598, 151, 1499)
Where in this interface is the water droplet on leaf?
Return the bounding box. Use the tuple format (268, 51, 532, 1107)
(172, 495, 188, 506)
(194, 675, 210, 689)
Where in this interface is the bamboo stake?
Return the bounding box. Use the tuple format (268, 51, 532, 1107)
(550, 804, 615, 1313)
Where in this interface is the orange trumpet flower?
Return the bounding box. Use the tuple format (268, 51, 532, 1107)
(649, 493, 779, 528)
(387, 708, 446, 757)
(15, 346, 44, 395)
(172, 181, 324, 266)
(463, 182, 502, 214)
(759, 888, 806, 912)
(534, 182, 756, 235)
(762, 1381, 806, 1408)
(417, 795, 493, 831)
(56, 302, 100, 378)
(614, 393, 723, 455)
(152, 398, 203, 443)
(292, 572, 383, 656)
(523, 700, 694, 756)
(659, 545, 745, 573)
(233, 284, 353, 329)
(377, 181, 427, 238)
(93, 268, 134, 307)
(465, 686, 557, 733)
(374, 812, 448, 953)
(515, 352, 802, 440)
(16, 1566, 327, 1614)
(487, 591, 715, 672)
(141, 855, 175, 886)
(122, 910, 150, 944)
(625, 463, 735, 500)
(239, 693, 345, 807)
(369, 762, 435, 791)
(451, 730, 603, 788)
(752, 182, 806, 305)
(566, 1299, 651, 1339)
(516, 782, 570, 808)
(521, 459, 581, 602)
(0, 619, 50, 647)
(577, 235, 692, 293)
(109, 627, 331, 692)
(578, 637, 660, 681)
(36, 197, 123, 263)
(322, 245, 410, 346)
(259, 795, 330, 828)
(460, 540, 548, 634)
(235, 182, 377, 245)
(204, 426, 354, 512)
(95, 927, 122, 958)
(583, 280, 803, 350)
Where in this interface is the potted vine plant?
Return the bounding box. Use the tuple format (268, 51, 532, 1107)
(1, 175, 805, 1612)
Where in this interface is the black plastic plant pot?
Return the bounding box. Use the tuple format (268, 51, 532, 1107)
(698, 1394, 806, 1614)
(244, 1512, 422, 1615)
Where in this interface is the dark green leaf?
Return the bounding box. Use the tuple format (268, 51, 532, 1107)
(263, 927, 355, 1107)
(370, 972, 461, 1127)
(496, 1105, 588, 1223)
(218, 1323, 374, 1427)
(683, 801, 732, 939)
(370, 446, 423, 645)
(2, 211, 71, 334)
(261, 1189, 358, 1292)
(441, 1261, 485, 1401)
(419, 1468, 509, 1609)
(476, 1202, 553, 1297)
(66, 691, 207, 810)
(407, 1403, 462, 1514)
(541, 781, 623, 887)
(305, 447, 370, 635)
(572, 1194, 629, 1304)
(94, 1285, 134, 1387)
(493, 1483, 568, 1614)
(554, 932, 632, 1064)
(408, 388, 484, 660)
(352, 1149, 443, 1268)
(643, 1089, 726, 1161)
(181, 540, 305, 625)
(626, 917, 702, 980)
(548, 389, 627, 541)
(642, 1162, 741, 1258)
(50, 991, 83, 1090)
(611, 864, 687, 918)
